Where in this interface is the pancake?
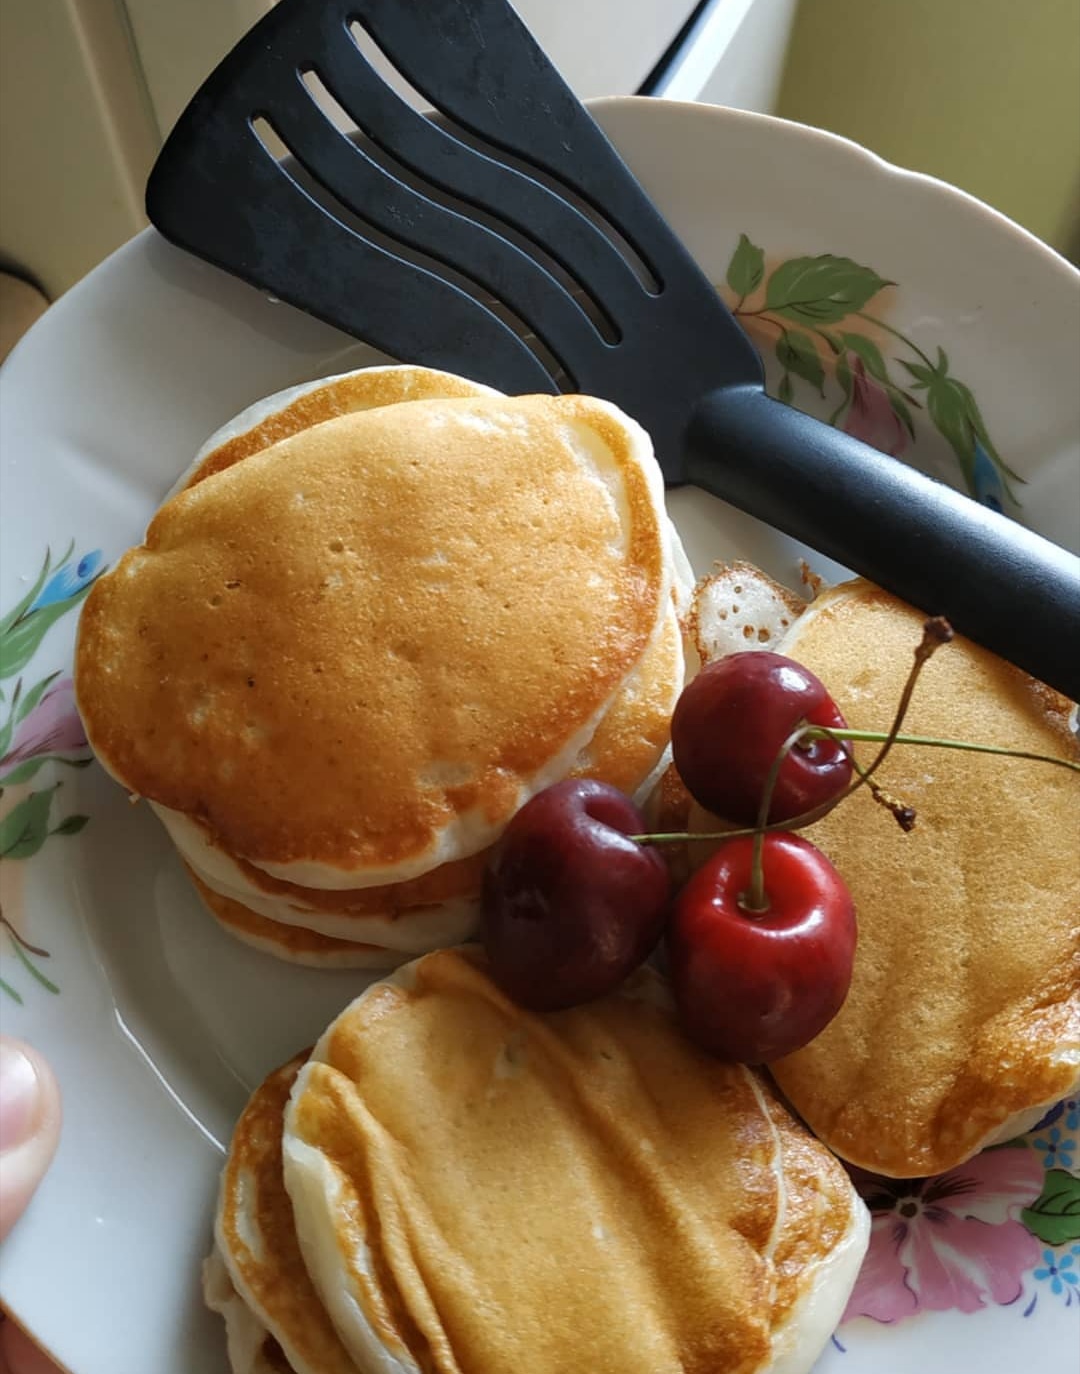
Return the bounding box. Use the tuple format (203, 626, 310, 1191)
(203, 1246, 297, 1374)
(568, 597, 684, 796)
(181, 364, 503, 493)
(211, 1053, 360, 1374)
(76, 375, 680, 893)
(687, 559, 809, 664)
(180, 828, 482, 953)
(763, 1094, 874, 1374)
(179, 363, 693, 632)
(688, 571, 1080, 1177)
(160, 602, 685, 953)
(187, 870, 408, 969)
(280, 947, 868, 1374)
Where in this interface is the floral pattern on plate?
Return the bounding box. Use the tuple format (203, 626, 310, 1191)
(720, 233, 1022, 511)
(834, 1105, 1080, 1349)
(0, 543, 104, 1000)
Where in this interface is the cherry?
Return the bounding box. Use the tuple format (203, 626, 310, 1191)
(481, 779, 670, 1011)
(667, 832, 856, 1063)
(670, 652, 853, 825)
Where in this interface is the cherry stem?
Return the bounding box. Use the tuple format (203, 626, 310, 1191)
(853, 615, 954, 787)
(636, 826, 777, 845)
(801, 726, 1080, 774)
(842, 750, 917, 830)
(743, 719, 811, 912)
(635, 617, 957, 848)
(638, 617, 1080, 849)
(743, 827, 768, 913)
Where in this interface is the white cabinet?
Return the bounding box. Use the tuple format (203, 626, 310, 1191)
(0, 0, 796, 299)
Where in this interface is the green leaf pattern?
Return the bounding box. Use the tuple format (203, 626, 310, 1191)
(0, 590, 95, 680)
(725, 232, 765, 298)
(0, 753, 92, 788)
(0, 543, 106, 1000)
(776, 328, 826, 397)
(0, 785, 60, 860)
(719, 233, 1020, 507)
(0, 545, 63, 641)
(1023, 1169, 1080, 1247)
(839, 331, 889, 380)
(764, 254, 892, 324)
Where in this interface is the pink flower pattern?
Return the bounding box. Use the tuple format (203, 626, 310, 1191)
(0, 677, 87, 774)
(842, 354, 910, 457)
(843, 1147, 1045, 1324)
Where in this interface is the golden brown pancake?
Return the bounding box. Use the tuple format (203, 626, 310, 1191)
(761, 1091, 872, 1368)
(569, 597, 683, 793)
(212, 1053, 360, 1374)
(76, 387, 673, 889)
(185, 364, 500, 490)
(166, 603, 684, 952)
(172, 602, 683, 918)
(177, 814, 488, 920)
(281, 948, 868, 1374)
(689, 574, 1080, 1177)
(203, 1247, 298, 1374)
(187, 870, 405, 969)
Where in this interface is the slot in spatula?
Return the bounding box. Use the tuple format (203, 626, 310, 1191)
(146, 0, 1080, 699)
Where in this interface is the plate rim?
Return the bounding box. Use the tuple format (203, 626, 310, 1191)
(0, 92, 1076, 1373)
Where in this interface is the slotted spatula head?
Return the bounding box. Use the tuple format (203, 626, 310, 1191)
(145, 0, 759, 471)
(146, 0, 1080, 698)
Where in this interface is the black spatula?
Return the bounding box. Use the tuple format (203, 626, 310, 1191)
(145, 0, 1080, 699)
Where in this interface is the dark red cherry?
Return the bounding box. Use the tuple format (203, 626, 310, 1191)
(670, 651, 852, 824)
(481, 779, 670, 1011)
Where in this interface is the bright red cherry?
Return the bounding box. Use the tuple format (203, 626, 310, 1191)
(667, 832, 856, 1063)
(481, 779, 670, 1011)
(670, 651, 853, 825)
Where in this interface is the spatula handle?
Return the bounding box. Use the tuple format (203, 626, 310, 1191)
(686, 385, 1080, 700)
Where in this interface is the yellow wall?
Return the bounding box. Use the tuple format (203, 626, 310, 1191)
(776, 0, 1080, 258)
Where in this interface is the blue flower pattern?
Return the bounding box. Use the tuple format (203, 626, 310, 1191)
(1019, 1105, 1080, 1321)
(972, 437, 1007, 512)
(1031, 1098, 1079, 1133)
(28, 550, 103, 612)
(1033, 1126, 1076, 1172)
(1032, 1246, 1080, 1304)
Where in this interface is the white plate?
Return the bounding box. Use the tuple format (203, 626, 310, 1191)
(0, 97, 1077, 1374)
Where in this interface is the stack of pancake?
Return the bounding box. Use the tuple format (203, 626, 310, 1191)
(684, 566, 1080, 1178)
(75, 366, 691, 966)
(204, 947, 870, 1374)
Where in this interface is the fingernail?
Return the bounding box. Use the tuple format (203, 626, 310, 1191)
(0, 1042, 42, 1152)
